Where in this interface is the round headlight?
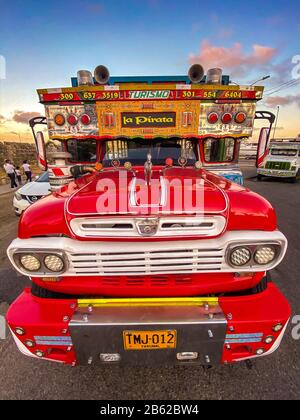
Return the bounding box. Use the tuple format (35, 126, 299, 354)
(44, 255, 64, 272)
(20, 255, 41, 272)
(254, 246, 276, 265)
(230, 247, 251, 266)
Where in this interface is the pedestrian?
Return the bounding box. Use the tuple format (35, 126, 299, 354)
(15, 166, 22, 185)
(3, 159, 18, 188)
(22, 160, 32, 182)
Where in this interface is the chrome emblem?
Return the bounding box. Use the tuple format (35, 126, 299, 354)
(136, 218, 159, 236)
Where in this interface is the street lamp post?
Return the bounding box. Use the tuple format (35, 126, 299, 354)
(250, 75, 271, 86)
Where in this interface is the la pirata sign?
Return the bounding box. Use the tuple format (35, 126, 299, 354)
(121, 112, 176, 128)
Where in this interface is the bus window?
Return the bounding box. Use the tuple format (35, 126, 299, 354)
(102, 138, 198, 166)
(67, 139, 97, 163)
(204, 138, 235, 163)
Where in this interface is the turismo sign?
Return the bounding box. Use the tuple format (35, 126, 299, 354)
(121, 112, 176, 128)
(128, 90, 170, 99)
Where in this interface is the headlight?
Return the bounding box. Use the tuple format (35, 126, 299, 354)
(13, 251, 67, 275)
(227, 242, 283, 269)
(20, 254, 41, 272)
(230, 247, 251, 266)
(254, 246, 276, 265)
(44, 254, 64, 272)
(15, 191, 22, 201)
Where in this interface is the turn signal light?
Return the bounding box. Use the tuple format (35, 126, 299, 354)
(235, 112, 247, 124)
(207, 112, 219, 124)
(222, 112, 233, 124)
(67, 114, 78, 126)
(54, 114, 65, 126)
(81, 114, 91, 125)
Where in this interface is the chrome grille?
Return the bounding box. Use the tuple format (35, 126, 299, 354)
(70, 216, 226, 238)
(68, 247, 224, 276)
(265, 161, 291, 170)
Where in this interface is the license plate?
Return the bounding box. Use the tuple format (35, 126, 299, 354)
(123, 330, 177, 350)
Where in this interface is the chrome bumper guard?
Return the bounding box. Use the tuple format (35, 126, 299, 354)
(69, 299, 227, 366)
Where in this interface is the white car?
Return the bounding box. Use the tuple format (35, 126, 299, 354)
(13, 171, 51, 215)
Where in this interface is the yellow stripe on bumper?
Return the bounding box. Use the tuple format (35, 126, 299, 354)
(77, 297, 219, 308)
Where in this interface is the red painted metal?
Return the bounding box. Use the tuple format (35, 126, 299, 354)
(6, 282, 290, 365)
(6, 288, 77, 365)
(40, 89, 257, 103)
(32, 273, 265, 297)
(18, 168, 276, 241)
(220, 283, 291, 363)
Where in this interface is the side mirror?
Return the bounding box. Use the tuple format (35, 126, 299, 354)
(256, 127, 270, 168)
(36, 131, 47, 171)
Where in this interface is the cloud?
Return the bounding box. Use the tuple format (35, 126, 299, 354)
(189, 40, 278, 77)
(264, 94, 300, 107)
(12, 111, 41, 124)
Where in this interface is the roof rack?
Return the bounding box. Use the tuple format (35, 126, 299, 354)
(70, 75, 230, 87)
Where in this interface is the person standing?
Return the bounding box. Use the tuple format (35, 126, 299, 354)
(15, 166, 22, 185)
(3, 159, 18, 188)
(22, 160, 32, 182)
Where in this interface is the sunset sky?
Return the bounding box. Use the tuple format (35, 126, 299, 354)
(0, 0, 299, 142)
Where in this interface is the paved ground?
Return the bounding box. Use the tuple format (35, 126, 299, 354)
(0, 164, 299, 400)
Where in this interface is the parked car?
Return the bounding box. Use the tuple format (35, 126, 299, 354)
(13, 171, 51, 215)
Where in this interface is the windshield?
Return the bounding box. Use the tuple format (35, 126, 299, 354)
(67, 139, 97, 162)
(36, 172, 49, 183)
(271, 149, 298, 156)
(102, 138, 198, 166)
(204, 138, 236, 162)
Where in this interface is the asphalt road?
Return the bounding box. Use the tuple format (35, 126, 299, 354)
(0, 165, 299, 400)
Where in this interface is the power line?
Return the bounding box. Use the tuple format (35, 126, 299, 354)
(264, 78, 300, 96)
(265, 79, 297, 92)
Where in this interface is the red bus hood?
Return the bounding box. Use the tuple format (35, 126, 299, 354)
(18, 168, 277, 240)
(66, 168, 228, 217)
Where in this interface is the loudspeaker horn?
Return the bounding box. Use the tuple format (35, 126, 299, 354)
(188, 64, 205, 84)
(94, 65, 110, 85)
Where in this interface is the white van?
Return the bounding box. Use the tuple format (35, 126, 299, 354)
(257, 141, 300, 182)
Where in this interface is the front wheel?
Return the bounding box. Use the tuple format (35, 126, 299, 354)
(257, 174, 263, 181)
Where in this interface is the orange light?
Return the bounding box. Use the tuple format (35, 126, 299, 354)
(95, 162, 103, 171)
(165, 158, 173, 167)
(235, 112, 247, 124)
(124, 161, 132, 170)
(54, 114, 65, 126)
(41, 277, 60, 282)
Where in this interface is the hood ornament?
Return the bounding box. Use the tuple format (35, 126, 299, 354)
(144, 153, 152, 184)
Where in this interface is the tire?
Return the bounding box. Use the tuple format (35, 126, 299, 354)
(31, 282, 75, 299)
(257, 174, 263, 181)
(249, 275, 269, 294)
(288, 177, 296, 184)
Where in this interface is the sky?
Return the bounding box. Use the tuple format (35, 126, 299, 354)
(0, 0, 300, 142)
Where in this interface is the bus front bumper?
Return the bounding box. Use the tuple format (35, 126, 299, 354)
(6, 283, 291, 366)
